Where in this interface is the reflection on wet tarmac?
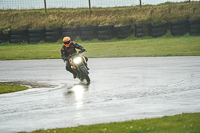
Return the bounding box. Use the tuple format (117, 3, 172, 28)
(67, 83, 89, 109)
(1, 57, 200, 133)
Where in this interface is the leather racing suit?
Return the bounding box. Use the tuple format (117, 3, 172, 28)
(60, 42, 88, 78)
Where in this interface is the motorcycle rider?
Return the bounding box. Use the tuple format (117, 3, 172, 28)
(61, 36, 88, 79)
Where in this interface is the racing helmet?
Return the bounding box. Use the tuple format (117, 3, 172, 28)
(63, 36, 71, 47)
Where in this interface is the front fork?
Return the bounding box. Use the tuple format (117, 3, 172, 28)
(72, 65, 83, 79)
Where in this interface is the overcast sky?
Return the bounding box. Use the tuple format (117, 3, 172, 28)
(0, 0, 199, 9)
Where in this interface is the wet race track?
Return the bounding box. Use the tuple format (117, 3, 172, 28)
(0, 57, 200, 133)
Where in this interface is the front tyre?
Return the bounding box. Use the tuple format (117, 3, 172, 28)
(80, 66, 90, 83)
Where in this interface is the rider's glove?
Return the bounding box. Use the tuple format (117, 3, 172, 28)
(81, 49, 86, 52)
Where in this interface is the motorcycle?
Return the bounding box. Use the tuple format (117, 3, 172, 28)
(69, 51, 90, 83)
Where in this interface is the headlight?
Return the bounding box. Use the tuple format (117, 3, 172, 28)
(73, 57, 82, 64)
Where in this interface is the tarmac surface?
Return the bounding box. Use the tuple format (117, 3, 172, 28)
(0, 56, 200, 133)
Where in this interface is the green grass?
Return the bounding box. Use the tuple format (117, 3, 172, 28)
(0, 83, 28, 94)
(18, 112, 200, 133)
(0, 35, 200, 60)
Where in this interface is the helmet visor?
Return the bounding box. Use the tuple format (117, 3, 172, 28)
(64, 41, 70, 44)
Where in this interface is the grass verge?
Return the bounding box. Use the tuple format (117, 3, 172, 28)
(18, 112, 200, 133)
(0, 35, 200, 60)
(0, 82, 28, 94)
(0, 2, 200, 30)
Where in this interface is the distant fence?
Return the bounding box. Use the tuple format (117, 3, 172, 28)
(0, 0, 200, 10)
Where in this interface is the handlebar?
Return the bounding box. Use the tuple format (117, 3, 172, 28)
(69, 50, 86, 57)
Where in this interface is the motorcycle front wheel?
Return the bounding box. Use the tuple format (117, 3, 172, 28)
(80, 66, 90, 83)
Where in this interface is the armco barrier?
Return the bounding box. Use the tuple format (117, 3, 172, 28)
(62, 27, 80, 41)
(80, 25, 98, 41)
(9, 30, 27, 43)
(27, 29, 45, 44)
(1, 19, 200, 44)
(135, 24, 151, 38)
(135, 24, 146, 38)
(45, 28, 61, 43)
(0, 31, 9, 43)
(97, 25, 114, 40)
(189, 19, 200, 36)
(170, 20, 189, 37)
(150, 23, 169, 38)
(114, 25, 132, 39)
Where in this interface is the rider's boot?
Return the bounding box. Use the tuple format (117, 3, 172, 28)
(86, 64, 89, 70)
(73, 73, 77, 79)
(68, 69, 77, 79)
(84, 62, 89, 70)
(84, 57, 89, 70)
